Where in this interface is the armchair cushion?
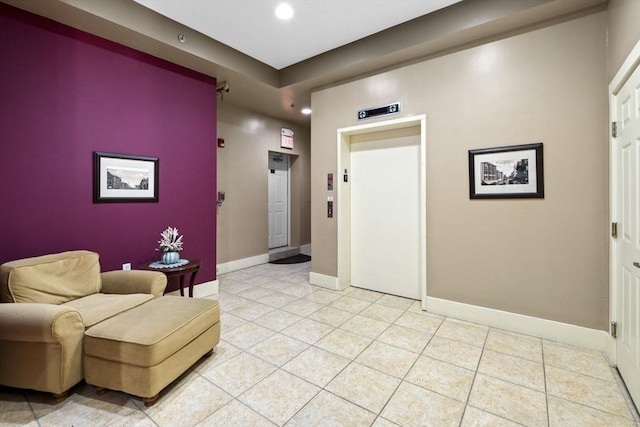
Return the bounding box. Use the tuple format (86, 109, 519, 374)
(63, 293, 153, 328)
(0, 250, 101, 304)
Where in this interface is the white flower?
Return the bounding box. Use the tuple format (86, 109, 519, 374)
(157, 226, 184, 252)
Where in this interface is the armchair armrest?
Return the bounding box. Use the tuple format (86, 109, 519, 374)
(100, 270, 167, 298)
(0, 303, 85, 394)
(0, 303, 83, 342)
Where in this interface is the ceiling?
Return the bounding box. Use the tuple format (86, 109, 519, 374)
(2, 0, 607, 126)
(132, 0, 461, 70)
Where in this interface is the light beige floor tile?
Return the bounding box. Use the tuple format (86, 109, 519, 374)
(221, 270, 253, 282)
(282, 346, 351, 387)
(304, 289, 343, 304)
(469, 374, 547, 427)
(376, 294, 415, 310)
(279, 283, 317, 297)
(245, 276, 278, 286)
(326, 363, 401, 413)
(260, 280, 299, 292)
(340, 315, 390, 339)
(281, 299, 325, 316)
(282, 318, 335, 344)
(330, 296, 372, 313)
(36, 392, 137, 427)
(240, 370, 320, 426)
(545, 365, 632, 418)
(485, 328, 542, 363)
(405, 355, 475, 402)
(407, 300, 424, 313)
(355, 341, 419, 379)
(286, 390, 376, 427)
(0, 391, 37, 426)
(228, 301, 275, 321)
(460, 406, 522, 427)
(236, 286, 276, 301)
(202, 352, 277, 396)
(195, 340, 243, 375)
(197, 399, 276, 427)
(315, 328, 373, 359)
(280, 272, 311, 285)
(145, 376, 232, 426)
(25, 383, 91, 419)
(107, 409, 157, 427)
(359, 303, 405, 324)
(435, 318, 488, 347)
(222, 322, 276, 350)
(423, 336, 483, 371)
(371, 416, 401, 426)
(307, 306, 355, 327)
(345, 287, 384, 302)
(219, 312, 247, 332)
(377, 324, 432, 354)
(381, 381, 465, 427)
(249, 333, 309, 366)
(218, 280, 255, 295)
(548, 395, 637, 427)
(394, 311, 443, 334)
(212, 292, 251, 311)
(478, 349, 545, 391)
(543, 340, 614, 381)
(259, 291, 300, 308)
(252, 309, 304, 332)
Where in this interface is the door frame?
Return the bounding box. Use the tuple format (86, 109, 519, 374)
(609, 40, 640, 364)
(268, 151, 291, 249)
(337, 114, 427, 308)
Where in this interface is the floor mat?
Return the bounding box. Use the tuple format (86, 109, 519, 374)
(269, 254, 311, 264)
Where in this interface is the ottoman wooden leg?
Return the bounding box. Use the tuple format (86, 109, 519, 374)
(143, 394, 159, 407)
(95, 387, 107, 395)
(52, 391, 69, 402)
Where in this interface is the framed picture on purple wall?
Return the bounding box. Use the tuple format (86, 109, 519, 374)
(468, 143, 544, 199)
(93, 152, 159, 203)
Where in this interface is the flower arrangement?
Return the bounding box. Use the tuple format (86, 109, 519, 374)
(157, 226, 184, 253)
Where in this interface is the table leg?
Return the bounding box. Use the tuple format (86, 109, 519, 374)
(179, 275, 185, 297)
(188, 268, 199, 298)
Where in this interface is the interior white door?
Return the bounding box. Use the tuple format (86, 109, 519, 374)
(350, 126, 421, 299)
(268, 153, 289, 249)
(614, 61, 640, 408)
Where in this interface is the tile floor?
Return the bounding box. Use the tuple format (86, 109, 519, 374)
(2, 261, 639, 427)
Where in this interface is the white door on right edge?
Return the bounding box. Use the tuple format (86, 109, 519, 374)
(614, 60, 640, 409)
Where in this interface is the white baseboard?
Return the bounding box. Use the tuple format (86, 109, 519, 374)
(165, 280, 218, 298)
(217, 254, 269, 275)
(300, 244, 312, 256)
(309, 272, 343, 291)
(426, 296, 612, 355)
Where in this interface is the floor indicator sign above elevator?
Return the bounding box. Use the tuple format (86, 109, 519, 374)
(357, 102, 400, 120)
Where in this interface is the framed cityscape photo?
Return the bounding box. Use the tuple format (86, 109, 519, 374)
(93, 151, 159, 203)
(468, 143, 544, 199)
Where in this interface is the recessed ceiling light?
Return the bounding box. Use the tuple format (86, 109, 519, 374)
(301, 108, 312, 115)
(275, 3, 294, 20)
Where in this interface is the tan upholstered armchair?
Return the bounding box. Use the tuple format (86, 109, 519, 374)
(0, 250, 166, 398)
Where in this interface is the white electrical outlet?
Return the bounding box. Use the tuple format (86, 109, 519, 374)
(122, 263, 132, 271)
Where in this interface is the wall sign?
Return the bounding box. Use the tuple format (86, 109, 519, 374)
(281, 128, 294, 149)
(357, 102, 400, 120)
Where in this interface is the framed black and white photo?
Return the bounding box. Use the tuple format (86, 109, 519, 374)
(468, 143, 544, 199)
(93, 152, 159, 203)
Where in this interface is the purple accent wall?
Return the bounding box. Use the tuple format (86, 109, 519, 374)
(0, 4, 217, 290)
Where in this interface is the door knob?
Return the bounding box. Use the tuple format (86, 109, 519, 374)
(634, 262, 640, 269)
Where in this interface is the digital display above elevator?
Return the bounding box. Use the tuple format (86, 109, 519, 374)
(357, 102, 400, 120)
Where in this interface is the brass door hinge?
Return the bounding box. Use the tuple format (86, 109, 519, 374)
(612, 222, 618, 238)
(611, 321, 617, 339)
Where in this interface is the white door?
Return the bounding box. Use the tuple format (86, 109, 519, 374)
(268, 153, 289, 249)
(614, 59, 640, 408)
(350, 126, 421, 299)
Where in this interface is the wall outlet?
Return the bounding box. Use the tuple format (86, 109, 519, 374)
(122, 263, 132, 271)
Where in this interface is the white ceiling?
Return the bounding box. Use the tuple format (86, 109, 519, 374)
(133, 0, 461, 70)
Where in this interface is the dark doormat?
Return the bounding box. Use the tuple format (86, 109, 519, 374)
(269, 254, 311, 264)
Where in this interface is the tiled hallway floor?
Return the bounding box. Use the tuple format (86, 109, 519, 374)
(2, 261, 639, 426)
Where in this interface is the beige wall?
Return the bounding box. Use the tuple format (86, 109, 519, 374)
(311, 12, 608, 330)
(606, 0, 640, 80)
(217, 104, 311, 264)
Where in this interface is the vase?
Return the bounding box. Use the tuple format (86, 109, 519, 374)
(161, 251, 179, 265)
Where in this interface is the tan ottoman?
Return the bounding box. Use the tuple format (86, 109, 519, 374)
(83, 296, 220, 405)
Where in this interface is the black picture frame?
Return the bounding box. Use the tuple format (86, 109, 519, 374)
(93, 151, 159, 203)
(468, 143, 544, 199)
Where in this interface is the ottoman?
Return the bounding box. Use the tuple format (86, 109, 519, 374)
(83, 296, 220, 405)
